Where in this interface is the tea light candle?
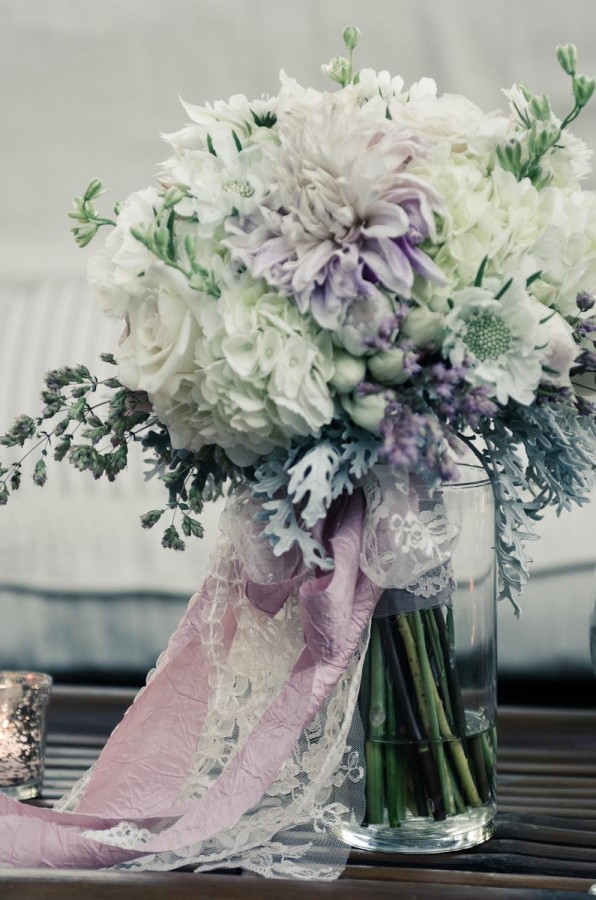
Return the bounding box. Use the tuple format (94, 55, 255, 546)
(0, 716, 28, 782)
(0, 671, 52, 800)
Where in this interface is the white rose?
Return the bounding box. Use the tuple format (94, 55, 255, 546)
(117, 264, 201, 397)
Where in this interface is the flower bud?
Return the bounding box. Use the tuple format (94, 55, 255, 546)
(517, 82, 534, 102)
(83, 179, 103, 202)
(154, 226, 170, 255)
(342, 26, 361, 51)
(341, 392, 387, 432)
(531, 166, 553, 190)
(573, 74, 596, 108)
(577, 291, 595, 312)
(330, 351, 366, 394)
(401, 307, 444, 347)
(556, 43, 578, 76)
(321, 56, 351, 86)
(496, 138, 523, 175)
(528, 120, 559, 156)
(162, 185, 187, 209)
(367, 348, 407, 384)
(529, 93, 552, 121)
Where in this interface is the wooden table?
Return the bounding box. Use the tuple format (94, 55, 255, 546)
(0, 687, 595, 899)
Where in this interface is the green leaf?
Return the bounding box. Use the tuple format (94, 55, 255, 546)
(526, 270, 542, 288)
(140, 509, 164, 529)
(162, 525, 186, 551)
(474, 256, 489, 287)
(181, 514, 204, 538)
(494, 277, 513, 300)
(33, 459, 47, 486)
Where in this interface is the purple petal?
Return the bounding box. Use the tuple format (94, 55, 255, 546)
(360, 238, 414, 295)
(398, 238, 448, 285)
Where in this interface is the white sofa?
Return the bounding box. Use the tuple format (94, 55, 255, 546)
(1, 1, 595, 688)
(0, 278, 595, 685)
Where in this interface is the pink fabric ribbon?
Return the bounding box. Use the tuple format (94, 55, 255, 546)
(0, 490, 381, 869)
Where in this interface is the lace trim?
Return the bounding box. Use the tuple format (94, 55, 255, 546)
(57, 533, 369, 879)
(55, 470, 461, 879)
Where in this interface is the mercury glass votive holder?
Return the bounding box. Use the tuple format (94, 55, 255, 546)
(0, 671, 53, 800)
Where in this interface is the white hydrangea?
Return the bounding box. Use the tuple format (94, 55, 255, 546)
(151, 272, 336, 465)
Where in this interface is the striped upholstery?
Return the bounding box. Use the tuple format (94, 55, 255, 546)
(0, 279, 594, 679)
(0, 278, 223, 673)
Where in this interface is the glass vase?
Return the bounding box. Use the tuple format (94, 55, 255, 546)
(339, 465, 497, 853)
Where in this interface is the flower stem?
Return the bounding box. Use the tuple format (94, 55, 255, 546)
(380, 618, 443, 819)
(366, 619, 386, 824)
(396, 614, 447, 820)
(384, 667, 406, 826)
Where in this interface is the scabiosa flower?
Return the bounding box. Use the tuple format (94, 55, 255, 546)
(227, 88, 447, 331)
(442, 281, 547, 405)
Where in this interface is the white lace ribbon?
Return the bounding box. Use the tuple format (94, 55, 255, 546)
(48, 471, 460, 879)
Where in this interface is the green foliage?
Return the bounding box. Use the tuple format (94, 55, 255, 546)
(322, 26, 362, 87)
(496, 44, 596, 187)
(462, 396, 596, 609)
(68, 180, 117, 247)
(0, 360, 234, 552)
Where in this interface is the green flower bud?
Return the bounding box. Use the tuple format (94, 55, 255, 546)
(528, 120, 559, 156)
(154, 226, 170, 256)
(573, 73, 596, 108)
(367, 348, 407, 385)
(162, 185, 187, 209)
(556, 43, 578, 76)
(517, 82, 534, 102)
(83, 179, 103, 202)
(532, 166, 553, 190)
(321, 55, 351, 87)
(342, 26, 361, 51)
(72, 222, 98, 248)
(184, 233, 197, 262)
(529, 93, 552, 121)
(402, 307, 445, 347)
(341, 392, 386, 433)
(496, 138, 523, 175)
(330, 351, 367, 394)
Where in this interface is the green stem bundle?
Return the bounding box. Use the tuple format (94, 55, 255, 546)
(362, 605, 496, 828)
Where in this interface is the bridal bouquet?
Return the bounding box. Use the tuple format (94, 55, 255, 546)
(4, 32, 596, 603)
(1, 29, 595, 878)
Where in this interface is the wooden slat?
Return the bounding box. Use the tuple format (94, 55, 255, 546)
(0, 869, 592, 900)
(2, 693, 595, 898)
